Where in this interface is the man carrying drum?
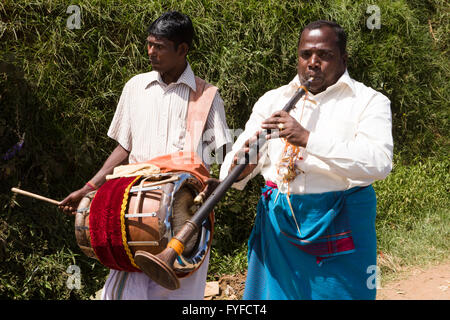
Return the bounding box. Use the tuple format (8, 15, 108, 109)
(60, 11, 232, 300)
(220, 20, 393, 299)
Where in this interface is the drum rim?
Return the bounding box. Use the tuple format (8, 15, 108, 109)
(164, 172, 213, 274)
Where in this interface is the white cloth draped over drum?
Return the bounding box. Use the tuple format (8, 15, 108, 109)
(106, 163, 161, 180)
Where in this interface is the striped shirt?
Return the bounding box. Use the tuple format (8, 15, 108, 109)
(102, 64, 230, 300)
(108, 63, 231, 166)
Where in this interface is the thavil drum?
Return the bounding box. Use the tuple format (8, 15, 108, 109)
(74, 172, 213, 278)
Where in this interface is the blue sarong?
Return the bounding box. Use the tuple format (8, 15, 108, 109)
(243, 183, 378, 300)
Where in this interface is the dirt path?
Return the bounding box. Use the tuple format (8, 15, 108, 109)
(94, 261, 450, 300)
(207, 261, 450, 300)
(376, 261, 450, 300)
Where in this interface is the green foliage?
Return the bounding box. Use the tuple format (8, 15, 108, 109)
(0, 0, 448, 298)
(375, 156, 449, 229)
(373, 156, 450, 278)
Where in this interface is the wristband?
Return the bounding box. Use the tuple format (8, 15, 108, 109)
(85, 181, 98, 191)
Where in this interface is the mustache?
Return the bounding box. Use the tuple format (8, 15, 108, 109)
(301, 74, 321, 83)
(306, 72, 322, 79)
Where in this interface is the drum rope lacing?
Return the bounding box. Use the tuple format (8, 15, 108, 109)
(120, 175, 143, 270)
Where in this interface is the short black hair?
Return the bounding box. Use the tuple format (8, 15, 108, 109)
(147, 11, 194, 50)
(300, 20, 347, 54)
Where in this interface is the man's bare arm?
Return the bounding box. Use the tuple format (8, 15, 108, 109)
(59, 144, 129, 214)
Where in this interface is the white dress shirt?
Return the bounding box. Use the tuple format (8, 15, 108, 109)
(220, 70, 393, 194)
(108, 63, 231, 166)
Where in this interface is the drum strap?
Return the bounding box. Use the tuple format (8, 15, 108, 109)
(183, 77, 218, 154)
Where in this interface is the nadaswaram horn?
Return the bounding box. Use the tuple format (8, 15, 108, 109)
(134, 78, 314, 290)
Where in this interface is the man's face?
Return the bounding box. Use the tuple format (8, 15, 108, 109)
(297, 26, 347, 94)
(146, 35, 186, 73)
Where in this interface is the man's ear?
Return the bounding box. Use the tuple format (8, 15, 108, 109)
(342, 51, 348, 68)
(177, 42, 189, 58)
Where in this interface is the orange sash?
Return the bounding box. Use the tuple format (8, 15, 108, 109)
(183, 77, 218, 154)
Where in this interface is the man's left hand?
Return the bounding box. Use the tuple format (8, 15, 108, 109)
(202, 178, 220, 199)
(261, 110, 310, 147)
(194, 178, 220, 205)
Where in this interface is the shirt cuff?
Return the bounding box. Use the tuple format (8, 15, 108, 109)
(230, 171, 253, 191)
(107, 131, 131, 153)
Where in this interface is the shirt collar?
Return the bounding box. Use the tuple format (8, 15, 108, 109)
(288, 69, 356, 98)
(335, 69, 356, 94)
(146, 62, 197, 91)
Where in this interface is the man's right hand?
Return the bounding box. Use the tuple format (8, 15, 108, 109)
(59, 185, 92, 215)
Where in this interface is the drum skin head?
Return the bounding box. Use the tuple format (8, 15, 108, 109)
(172, 186, 199, 256)
(134, 250, 180, 290)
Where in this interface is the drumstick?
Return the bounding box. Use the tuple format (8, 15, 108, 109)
(11, 187, 61, 205)
(142, 175, 179, 187)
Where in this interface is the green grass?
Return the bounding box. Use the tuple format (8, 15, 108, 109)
(374, 156, 450, 283)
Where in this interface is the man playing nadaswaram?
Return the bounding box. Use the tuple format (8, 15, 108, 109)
(220, 20, 393, 300)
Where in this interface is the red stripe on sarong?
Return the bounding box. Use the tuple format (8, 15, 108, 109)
(288, 236, 355, 257)
(264, 180, 355, 264)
